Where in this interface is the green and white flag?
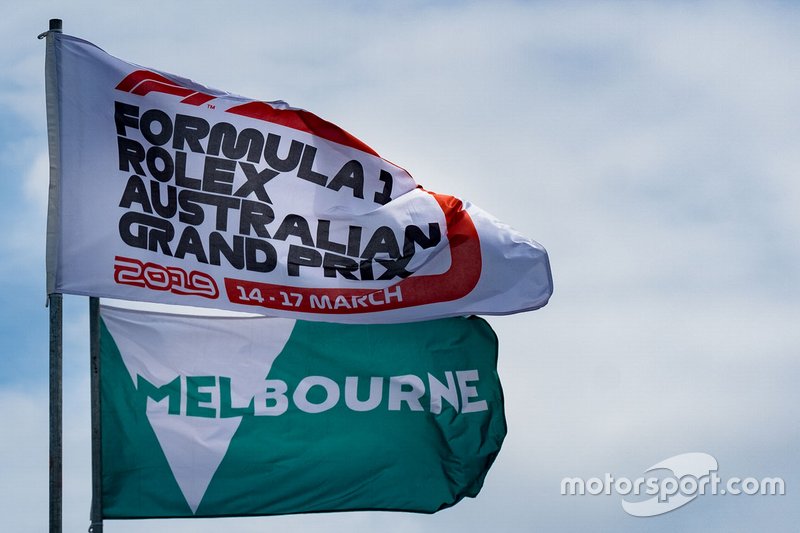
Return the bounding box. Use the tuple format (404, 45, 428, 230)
(99, 305, 506, 518)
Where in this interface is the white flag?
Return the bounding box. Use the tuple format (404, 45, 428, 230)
(46, 33, 552, 323)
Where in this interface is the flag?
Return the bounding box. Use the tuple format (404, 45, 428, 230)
(99, 305, 506, 518)
(45, 33, 552, 323)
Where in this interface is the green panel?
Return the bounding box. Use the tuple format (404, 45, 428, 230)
(199, 316, 505, 516)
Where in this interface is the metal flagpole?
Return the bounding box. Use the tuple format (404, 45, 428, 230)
(40, 18, 63, 533)
(89, 297, 103, 533)
(48, 293, 62, 533)
(39, 19, 103, 531)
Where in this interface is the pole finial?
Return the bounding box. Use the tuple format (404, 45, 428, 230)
(38, 19, 63, 39)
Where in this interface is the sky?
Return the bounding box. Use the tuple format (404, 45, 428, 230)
(1, 1, 799, 531)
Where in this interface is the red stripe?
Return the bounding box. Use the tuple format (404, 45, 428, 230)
(226, 101, 379, 157)
(116, 70, 216, 107)
(180, 92, 217, 106)
(116, 69, 179, 92)
(117, 72, 378, 152)
(131, 79, 194, 98)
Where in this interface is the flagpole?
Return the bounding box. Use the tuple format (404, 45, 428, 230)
(89, 297, 103, 532)
(41, 18, 63, 533)
(48, 293, 62, 533)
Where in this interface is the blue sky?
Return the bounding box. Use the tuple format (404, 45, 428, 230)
(1, 1, 799, 531)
